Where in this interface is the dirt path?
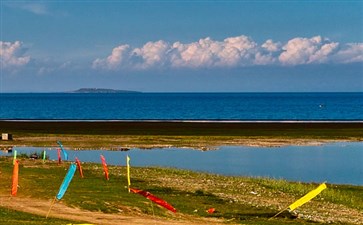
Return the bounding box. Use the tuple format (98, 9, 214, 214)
(0, 195, 228, 225)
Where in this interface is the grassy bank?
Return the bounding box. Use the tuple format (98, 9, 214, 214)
(1, 121, 362, 149)
(0, 157, 362, 224)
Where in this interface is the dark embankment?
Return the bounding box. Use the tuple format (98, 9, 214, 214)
(1, 120, 362, 138)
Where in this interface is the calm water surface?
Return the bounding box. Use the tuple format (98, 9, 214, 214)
(5, 142, 362, 185)
(1, 92, 362, 120)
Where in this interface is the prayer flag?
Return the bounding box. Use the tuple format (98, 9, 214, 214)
(75, 157, 84, 178)
(43, 150, 46, 162)
(57, 148, 62, 164)
(288, 183, 327, 211)
(11, 160, 19, 196)
(130, 188, 177, 213)
(100, 155, 109, 180)
(127, 155, 131, 189)
(56, 164, 77, 200)
(57, 141, 68, 161)
(13, 150, 17, 165)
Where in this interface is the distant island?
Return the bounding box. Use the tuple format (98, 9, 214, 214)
(70, 88, 141, 93)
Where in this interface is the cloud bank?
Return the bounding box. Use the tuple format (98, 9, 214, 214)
(93, 35, 363, 70)
(0, 41, 30, 69)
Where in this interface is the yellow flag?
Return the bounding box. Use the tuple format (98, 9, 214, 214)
(127, 155, 131, 189)
(288, 183, 327, 211)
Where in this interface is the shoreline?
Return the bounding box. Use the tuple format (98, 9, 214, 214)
(1, 121, 362, 149)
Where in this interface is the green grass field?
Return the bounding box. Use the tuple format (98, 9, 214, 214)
(0, 156, 362, 225)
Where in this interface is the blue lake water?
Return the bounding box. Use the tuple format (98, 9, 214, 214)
(0, 92, 362, 120)
(4, 142, 362, 185)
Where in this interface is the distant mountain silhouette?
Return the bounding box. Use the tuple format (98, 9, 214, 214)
(71, 88, 141, 93)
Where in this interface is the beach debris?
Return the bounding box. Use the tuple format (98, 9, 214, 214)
(207, 208, 216, 214)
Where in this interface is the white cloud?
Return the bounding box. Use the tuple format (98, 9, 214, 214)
(279, 36, 339, 65)
(92, 44, 130, 70)
(262, 39, 281, 52)
(333, 43, 363, 63)
(132, 41, 170, 68)
(0, 41, 30, 69)
(92, 35, 362, 70)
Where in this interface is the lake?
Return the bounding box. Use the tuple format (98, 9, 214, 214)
(5, 142, 362, 186)
(1, 92, 362, 120)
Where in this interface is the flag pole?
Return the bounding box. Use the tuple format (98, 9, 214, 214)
(269, 206, 289, 220)
(46, 197, 57, 218)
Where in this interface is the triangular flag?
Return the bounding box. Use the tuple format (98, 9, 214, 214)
(13, 150, 17, 165)
(57, 148, 62, 164)
(43, 150, 46, 162)
(56, 164, 77, 200)
(130, 188, 177, 213)
(75, 157, 84, 178)
(47, 163, 77, 218)
(288, 183, 327, 211)
(127, 155, 131, 191)
(57, 141, 68, 161)
(11, 160, 19, 196)
(100, 155, 109, 180)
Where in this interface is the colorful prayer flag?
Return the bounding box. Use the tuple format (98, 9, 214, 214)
(100, 155, 109, 180)
(288, 183, 327, 211)
(56, 164, 77, 200)
(57, 141, 68, 160)
(43, 150, 46, 162)
(11, 160, 19, 196)
(57, 148, 62, 164)
(75, 157, 84, 178)
(130, 188, 177, 213)
(127, 155, 131, 190)
(13, 150, 17, 165)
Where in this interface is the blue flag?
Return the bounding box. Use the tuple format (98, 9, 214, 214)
(57, 140, 68, 161)
(56, 163, 76, 200)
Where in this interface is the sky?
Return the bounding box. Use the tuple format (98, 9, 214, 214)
(0, 0, 362, 92)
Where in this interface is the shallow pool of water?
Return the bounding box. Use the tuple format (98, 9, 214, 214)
(3, 142, 362, 185)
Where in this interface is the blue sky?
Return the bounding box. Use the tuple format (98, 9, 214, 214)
(1, 1, 362, 92)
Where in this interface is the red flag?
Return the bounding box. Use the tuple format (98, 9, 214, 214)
(130, 188, 176, 213)
(57, 148, 62, 164)
(100, 155, 109, 180)
(11, 160, 19, 196)
(75, 157, 84, 178)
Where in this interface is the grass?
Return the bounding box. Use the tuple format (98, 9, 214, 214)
(255, 178, 363, 210)
(0, 157, 362, 224)
(0, 207, 79, 225)
(0, 207, 78, 225)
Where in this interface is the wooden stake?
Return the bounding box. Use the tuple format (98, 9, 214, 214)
(269, 207, 289, 220)
(46, 197, 57, 218)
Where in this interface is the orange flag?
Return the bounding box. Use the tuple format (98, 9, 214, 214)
(11, 160, 19, 196)
(100, 155, 109, 180)
(75, 157, 84, 178)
